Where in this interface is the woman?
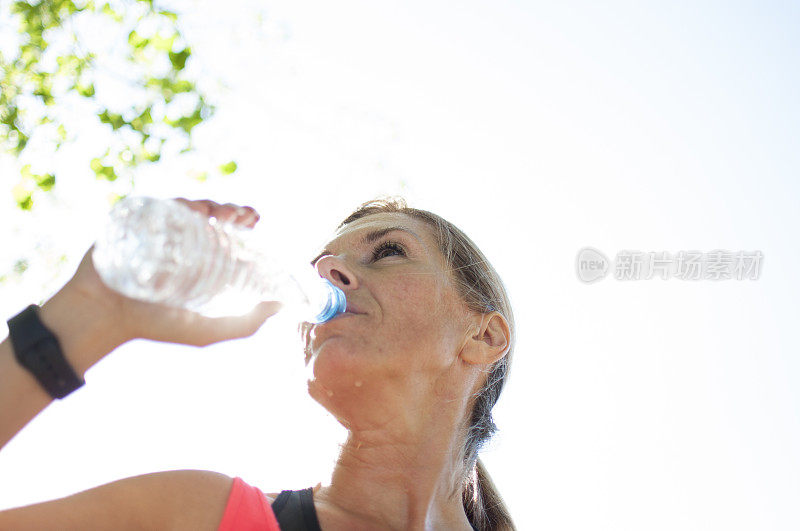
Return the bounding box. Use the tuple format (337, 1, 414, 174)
(0, 197, 516, 530)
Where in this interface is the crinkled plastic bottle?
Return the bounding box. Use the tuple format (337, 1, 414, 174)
(91, 196, 346, 322)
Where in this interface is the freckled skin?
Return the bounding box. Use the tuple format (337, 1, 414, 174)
(306, 213, 473, 431)
(298, 212, 510, 529)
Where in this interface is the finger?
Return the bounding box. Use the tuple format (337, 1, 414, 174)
(234, 206, 260, 228)
(172, 198, 259, 228)
(211, 203, 238, 223)
(218, 203, 260, 227)
(192, 301, 283, 346)
(174, 198, 216, 217)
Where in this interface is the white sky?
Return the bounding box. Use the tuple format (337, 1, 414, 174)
(2, 1, 799, 529)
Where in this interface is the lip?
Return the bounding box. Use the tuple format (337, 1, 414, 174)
(344, 303, 364, 315)
(314, 309, 361, 329)
(333, 310, 362, 319)
(324, 307, 364, 321)
(312, 302, 364, 325)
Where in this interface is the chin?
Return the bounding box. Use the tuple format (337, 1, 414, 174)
(309, 337, 365, 374)
(306, 374, 358, 430)
(306, 346, 371, 412)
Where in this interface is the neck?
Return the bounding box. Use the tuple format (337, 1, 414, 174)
(316, 420, 473, 530)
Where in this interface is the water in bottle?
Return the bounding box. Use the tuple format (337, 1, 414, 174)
(91, 196, 346, 322)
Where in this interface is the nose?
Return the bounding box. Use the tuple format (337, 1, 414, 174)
(315, 255, 359, 291)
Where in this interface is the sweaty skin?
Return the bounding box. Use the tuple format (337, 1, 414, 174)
(296, 212, 510, 530)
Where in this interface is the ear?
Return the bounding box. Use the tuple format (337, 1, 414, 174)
(460, 312, 510, 365)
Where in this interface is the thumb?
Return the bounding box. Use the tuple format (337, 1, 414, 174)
(252, 300, 284, 322)
(193, 301, 283, 346)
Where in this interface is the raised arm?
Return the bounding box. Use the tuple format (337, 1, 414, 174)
(1, 199, 277, 451)
(0, 199, 280, 528)
(0, 276, 129, 451)
(0, 469, 235, 530)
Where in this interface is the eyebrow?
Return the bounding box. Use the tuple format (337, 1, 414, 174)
(310, 227, 422, 266)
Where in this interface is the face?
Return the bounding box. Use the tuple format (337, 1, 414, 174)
(305, 212, 476, 429)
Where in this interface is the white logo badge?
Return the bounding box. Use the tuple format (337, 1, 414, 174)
(576, 247, 609, 283)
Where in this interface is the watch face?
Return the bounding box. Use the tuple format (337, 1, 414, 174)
(24, 336, 63, 374)
(29, 337, 61, 358)
(9, 307, 83, 398)
(24, 337, 62, 374)
(26, 336, 83, 396)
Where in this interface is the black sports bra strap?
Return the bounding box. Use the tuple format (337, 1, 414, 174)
(271, 487, 322, 531)
(298, 488, 322, 530)
(271, 490, 291, 519)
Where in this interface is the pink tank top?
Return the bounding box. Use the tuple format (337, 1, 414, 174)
(218, 476, 281, 531)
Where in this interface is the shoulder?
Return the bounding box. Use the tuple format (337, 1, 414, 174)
(86, 469, 236, 530)
(138, 469, 235, 529)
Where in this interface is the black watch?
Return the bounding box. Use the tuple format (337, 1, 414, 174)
(7, 305, 85, 399)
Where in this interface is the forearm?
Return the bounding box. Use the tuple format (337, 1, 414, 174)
(0, 284, 128, 451)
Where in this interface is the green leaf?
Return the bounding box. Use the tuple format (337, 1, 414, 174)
(127, 30, 149, 50)
(91, 158, 117, 181)
(145, 77, 194, 102)
(13, 133, 29, 155)
(158, 9, 178, 21)
(1, 106, 19, 127)
(34, 173, 56, 191)
(12, 184, 33, 210)
(11, 1, 32, 16)
(219, 161, 237, 175)
(166, 105, 203, 134)
(77, 83, 95, 97)
(64, 0, 81, 15)
(108, 192, 127, 206)
(101, 2, 123, 22)
(129, 107, 152, 132)
(172, 79, 194, 93)
(150, 32, 176, 52)
(33, 74, 55, 105)
(18, 195, 33, 210)
(98, 110, 126, 130)
(96, 165, 117, 181)
(19, 45, 40, 67)
(13, 259, 29, 274)
(56, 54, 81, 75)
(168, 48, 190, 70)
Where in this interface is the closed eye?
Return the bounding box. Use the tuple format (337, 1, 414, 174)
(371, 240, 406, 261)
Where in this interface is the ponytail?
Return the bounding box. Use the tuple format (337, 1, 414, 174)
(463, 458, 516, 531)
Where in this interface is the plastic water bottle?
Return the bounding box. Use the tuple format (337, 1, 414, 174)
(91, 196, 346, 322)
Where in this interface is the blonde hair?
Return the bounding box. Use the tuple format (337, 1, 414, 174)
(339, 197, 516, 530)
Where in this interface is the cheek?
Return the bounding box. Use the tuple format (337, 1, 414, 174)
(383, 277, 435, 322)
(378, 276, 458, 351)
(310, 272, 462, 378)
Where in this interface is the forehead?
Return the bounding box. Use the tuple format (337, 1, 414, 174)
(335, 212, 428, 239)
(314, 211, 456, 289)
(319, 212, 440, 256)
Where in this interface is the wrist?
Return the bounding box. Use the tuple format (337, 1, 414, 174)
(39, 282, 130, 377)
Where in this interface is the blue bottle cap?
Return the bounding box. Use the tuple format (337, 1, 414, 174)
(314, 280, 347, 323)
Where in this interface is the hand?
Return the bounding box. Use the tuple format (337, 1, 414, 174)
(62, 198, 282, 348)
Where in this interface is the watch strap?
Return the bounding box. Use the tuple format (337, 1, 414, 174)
(7, 304, 85, 399)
